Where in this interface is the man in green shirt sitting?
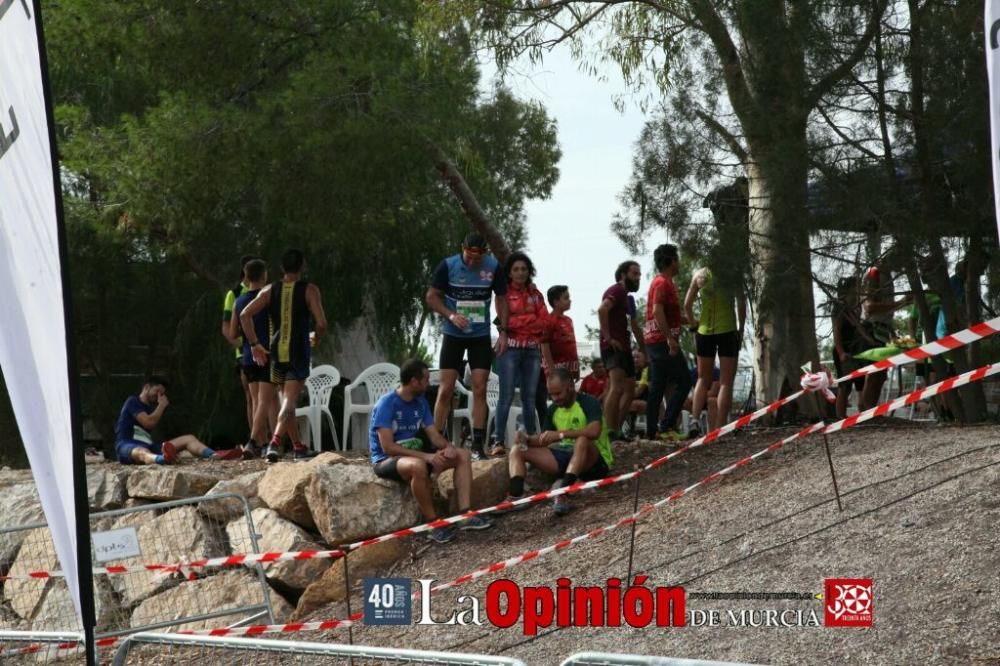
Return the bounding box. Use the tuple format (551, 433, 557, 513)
(505, 367, 614, 516)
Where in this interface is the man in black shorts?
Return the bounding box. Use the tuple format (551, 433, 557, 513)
(369, 358, 494, 543)
(504, 368, 613, 517)
(230, 259, 275, 457)
(239, 249, 327, 462)
(426, 233, 509, 460)
(597, 260, 642, 440)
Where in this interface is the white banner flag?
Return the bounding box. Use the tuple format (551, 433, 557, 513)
(987, 0, 1000, 245)
(0, 0, 85, 624)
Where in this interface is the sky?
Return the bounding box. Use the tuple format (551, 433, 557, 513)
(481, 47, 662, 353)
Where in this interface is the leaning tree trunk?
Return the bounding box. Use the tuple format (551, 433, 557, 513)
(430, 142, 511, 264)
(746, 131, 820, 418)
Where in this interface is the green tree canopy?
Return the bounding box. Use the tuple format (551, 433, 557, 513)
(42, 0, 561, 448)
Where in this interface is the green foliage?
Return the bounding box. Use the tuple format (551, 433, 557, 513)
(47, 0, 560, 443)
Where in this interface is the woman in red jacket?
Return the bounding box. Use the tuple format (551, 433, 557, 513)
(492, 251, 549, 456)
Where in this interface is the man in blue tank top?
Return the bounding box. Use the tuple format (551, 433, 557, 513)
(230, 258, 277, 459)
(426, 233, 509, 460)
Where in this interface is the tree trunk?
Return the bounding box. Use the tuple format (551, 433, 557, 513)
(908, 0, 986, 421)
(746, 133, 820, 417)
(430, 143, 511, 264)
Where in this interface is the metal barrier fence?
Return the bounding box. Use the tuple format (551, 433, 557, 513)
(0, 493, 273, 641)
(559, 653, 761, 666)
(111, 632, 529, 666)
(0, 630, 85, 664)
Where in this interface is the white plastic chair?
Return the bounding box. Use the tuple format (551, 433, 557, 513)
(294, 365, 342, 452)
(450, 380, 474, 442)
(488, 384, 522, 445)
(450, 372, 496, 443)
(342, 363, 400, 451)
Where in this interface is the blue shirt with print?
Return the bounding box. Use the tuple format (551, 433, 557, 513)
(431, 254, 507, 338)
(369, 391, 436, 464)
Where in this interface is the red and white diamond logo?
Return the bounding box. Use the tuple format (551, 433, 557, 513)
(824, 578, 873, 627)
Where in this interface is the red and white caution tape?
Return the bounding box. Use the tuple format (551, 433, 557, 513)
(9, 318, 998, 589)
(163, 359, 1000, 642)
(0, 549, 346, 581)
(0, 641, 84, 658)
(839, 317, 1000, 382)
(426, 360, 1000, 593)
(827, 362, 1000, 432)
(29, 358, 999, 652)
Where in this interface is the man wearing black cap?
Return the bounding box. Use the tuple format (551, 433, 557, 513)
(427, 233, 509, 460)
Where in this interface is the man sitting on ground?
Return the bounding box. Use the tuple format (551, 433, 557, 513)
(369, 358, 494, 543)
(505, 368, 614, 516)
(115, 377, 242, 465)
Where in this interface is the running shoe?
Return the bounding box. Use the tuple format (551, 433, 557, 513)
(552, 494, 572, 517)
(459, 515, 494, 530)
(495, 493, 532, 514)
(686, 424, 702, 440)
(427, 526, 456, 543)
(241, 441, 260, 461)
(212, 448, 244, 461)
(470, 447, 485, 462)
(488, 443, 507, 458)
(161, 441, 177, 464)
(265, 443, 281, 463)
(292, 444, 311, 460)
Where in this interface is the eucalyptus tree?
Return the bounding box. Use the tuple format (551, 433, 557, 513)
(442, 0, 888, 406)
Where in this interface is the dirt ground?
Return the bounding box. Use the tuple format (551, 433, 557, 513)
(9, 421, 1000, 665)
(313, 421, 1000, 666)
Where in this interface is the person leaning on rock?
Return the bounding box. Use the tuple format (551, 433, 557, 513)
(114, 376, 243, 465)
(368, 358, 494, 544)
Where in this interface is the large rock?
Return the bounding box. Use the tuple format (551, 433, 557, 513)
(107, 505, 222, 606)
(0, 482, 45, 567)
(125, 467, 222, 501)
(130, 569, 292, 632)
(294, 538, 410, 618)
(3, 530, 117, 631)
(436, 458, 509, 515)
(257, 453, 350, 530)
(306, 464, 421, 545)
(226, 508, 329, 592)
(199, 471, 266, 522)
(30, 578, 118, 632)
(4, 527, 58, 619)
(87, 468, 127, 511)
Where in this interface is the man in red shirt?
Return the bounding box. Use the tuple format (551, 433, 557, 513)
(579, 359, 609, 401)
(537, 285, 579, 426)
(597, 260, 643, 441)
(643, 244, 691, 438)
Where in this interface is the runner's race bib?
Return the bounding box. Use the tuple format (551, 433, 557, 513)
(398, 438, 423, 451)
(132, 427, 153, 445)
(455, 300, 487, 324)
